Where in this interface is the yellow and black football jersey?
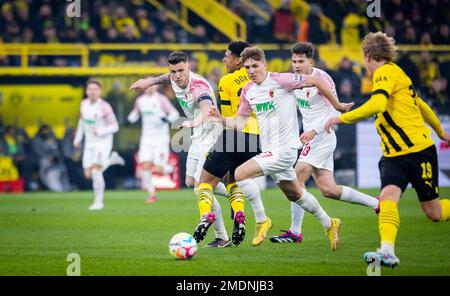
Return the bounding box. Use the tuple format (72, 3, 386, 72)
(340, 63, 444, 157)
(218, 67, 259, 135)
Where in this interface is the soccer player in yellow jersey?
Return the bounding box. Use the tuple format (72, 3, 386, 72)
(198, 41, 272, 247)
(326, 32, 450, 268)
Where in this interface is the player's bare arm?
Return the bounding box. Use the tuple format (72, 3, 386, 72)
(417, 97, 450, 143)
(305, 76, 354, 112)
(208, 107, 249, 131)
(324, 91, 389, 132)
(179, 99, 214, 128)
(129, 74, 170, 91)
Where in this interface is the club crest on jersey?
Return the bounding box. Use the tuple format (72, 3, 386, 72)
(297, 98, 311, 109)
(269, 89, 275, 98)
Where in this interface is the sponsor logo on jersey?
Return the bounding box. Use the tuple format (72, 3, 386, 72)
(177, 97, 189, 109)
(255, 101, 275, 112)
(83, 119, 95, 125)
(297, 98, 312, 109)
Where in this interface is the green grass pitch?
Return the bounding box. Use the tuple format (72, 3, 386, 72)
(1, 187, 449, 276)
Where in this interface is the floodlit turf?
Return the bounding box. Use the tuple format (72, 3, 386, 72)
(0, 187, 449, 276)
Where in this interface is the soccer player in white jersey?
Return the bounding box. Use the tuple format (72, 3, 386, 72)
(270, 42, 380, 243)
(208, 47, 353, 251)
(74, 80, 120, 210)
(127, 82, 180, 203)
(130, 52, 231, 242)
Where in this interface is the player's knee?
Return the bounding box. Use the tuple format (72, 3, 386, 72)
(185, 178, 194, 188)
(234, 168, 246, 182)
(84, 170, 92, 180)
(426, 211, 441, 222)
(142, 162, 152, 170)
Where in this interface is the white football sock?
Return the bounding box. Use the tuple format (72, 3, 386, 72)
(214, 182, 229, 197)
(290, 201, 305, 235)
(238, 179, 267, 223)
(91, 169, 105, 205)
(340, 186, 378, 209)
(211, 196, 229, 241)
(381, 242, 395, 256)
(142, 170, 155, 196)
(295, 189, 332, 230)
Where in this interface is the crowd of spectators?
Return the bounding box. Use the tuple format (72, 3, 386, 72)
(0, 122, 92, 191)
(1, 0, 448, 45)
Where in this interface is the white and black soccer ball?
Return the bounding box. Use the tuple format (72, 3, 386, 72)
(168, 232, 198, 260)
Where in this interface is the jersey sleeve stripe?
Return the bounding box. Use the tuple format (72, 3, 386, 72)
(378, 123, 402, 152)
(382, 111, 415, 148)
(198, 95, 214, 103)
(219, 100, 231, 105)
(372, 89, 390, 98)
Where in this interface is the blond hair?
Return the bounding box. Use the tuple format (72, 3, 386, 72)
(240, 46, 266, 63)
(362, 32, 398, 62)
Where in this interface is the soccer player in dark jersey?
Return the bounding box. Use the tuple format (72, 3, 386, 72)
(197, 41, 272, 247)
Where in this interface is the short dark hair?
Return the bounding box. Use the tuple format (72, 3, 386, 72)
(168, 51, 189, 65)
(86, 79, 101, 88)
(291, 42, 315, 59)
(228, 41, 250, 57)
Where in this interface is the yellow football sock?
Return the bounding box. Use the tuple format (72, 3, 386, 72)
(197, 183, 214, 217)
(440, 199, 450, 221)
(226, 182, 245, 216)
(379, 200, 400, 247)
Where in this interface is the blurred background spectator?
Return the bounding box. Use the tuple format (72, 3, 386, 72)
(31, 124, 71, 192)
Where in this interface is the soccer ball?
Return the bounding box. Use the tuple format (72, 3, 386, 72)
(168, 232, 198, 260)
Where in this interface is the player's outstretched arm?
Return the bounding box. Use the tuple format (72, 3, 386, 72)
(127, 100, 141, 124)
(73, 117, 84, 148)
(129, 74, 170, 91)
(179, 100, 213, 128)
(417, 97, 447, 140)
(325, 93, 389, 132)
(339, 93, 388, 124)
(306, 76, 354, 112)
(207, 107, 249, 131)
